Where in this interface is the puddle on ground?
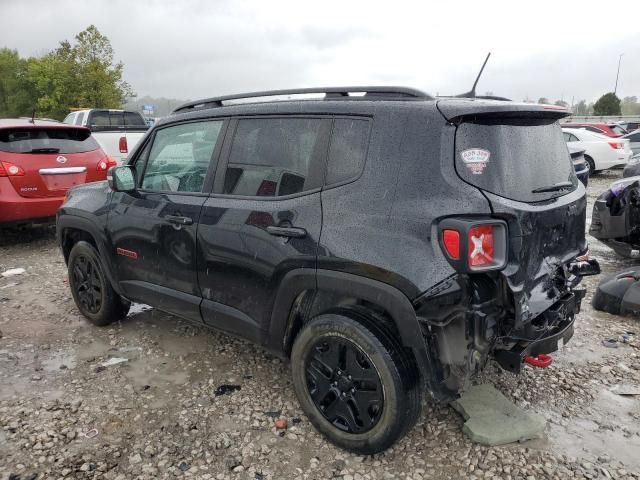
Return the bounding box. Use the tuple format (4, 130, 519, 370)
(42, 350, 76, 371)
(547, 389, 640, 469)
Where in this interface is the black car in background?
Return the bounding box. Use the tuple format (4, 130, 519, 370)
(57, 87, 598, 453)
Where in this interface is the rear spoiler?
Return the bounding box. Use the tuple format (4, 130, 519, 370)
(436, 98, 571, 124)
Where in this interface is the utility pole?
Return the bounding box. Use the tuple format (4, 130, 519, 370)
(614, 54, 623, 95)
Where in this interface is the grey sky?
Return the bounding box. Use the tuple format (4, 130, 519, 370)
(1, 0, 639, 103)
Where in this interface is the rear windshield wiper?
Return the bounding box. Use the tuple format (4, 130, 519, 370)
(30, 147, 60, 153)
(531, 181, 574, 193)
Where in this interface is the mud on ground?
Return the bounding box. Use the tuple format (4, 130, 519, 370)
(0, 172, 639, 480)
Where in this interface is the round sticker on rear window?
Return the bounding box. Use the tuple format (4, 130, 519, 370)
(461, 148, 490, 175)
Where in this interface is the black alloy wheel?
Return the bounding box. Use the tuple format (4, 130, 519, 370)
(72, 254, 103, 314)
(305, 337, 384, 434)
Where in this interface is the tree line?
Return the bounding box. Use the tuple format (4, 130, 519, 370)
(0, 25, 133, 121)
(531, 94, 639, 116)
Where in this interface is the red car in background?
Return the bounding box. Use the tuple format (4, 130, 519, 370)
(0, 119, 116, 226)
(562, 122, 628, 138)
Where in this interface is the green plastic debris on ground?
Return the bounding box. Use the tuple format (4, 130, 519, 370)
(450, 384, 546, 446)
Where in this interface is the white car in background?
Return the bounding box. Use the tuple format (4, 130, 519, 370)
(562, 128, 632, 174)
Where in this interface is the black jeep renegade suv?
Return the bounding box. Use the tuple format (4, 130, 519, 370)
(57, 87, 598, 453)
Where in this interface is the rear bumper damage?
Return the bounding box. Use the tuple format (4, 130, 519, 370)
(414, 257, 599, 401)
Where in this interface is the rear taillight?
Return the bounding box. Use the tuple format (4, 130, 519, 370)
(119, 136, 128, 153)
(97, 156, 118, 172)
(439, 219, 507, 272)
(468, 225, 495, 267)
(608, 142, 624, 150)
(0, 161, 25, 177)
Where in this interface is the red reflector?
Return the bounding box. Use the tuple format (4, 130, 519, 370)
(468, 225, 494, 267)
(608, 142, 623, 149)
(119, 136, 128, 153)
(442, 229, 460, 259)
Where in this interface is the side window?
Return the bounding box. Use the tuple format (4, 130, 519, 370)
(74, 112, 85, 126)
(563, 132, 571, 142)
(63, 113, 76, 125)
(325, 118, 370, 185)
(224, 118, 329, 197)
(630, 132, 640, 141)
(141, 121, 223, 193)
(569, 133, 579, 142)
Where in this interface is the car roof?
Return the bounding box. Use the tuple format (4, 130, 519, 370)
(562, 127, 609, 140)
(0, 118, 81, 129)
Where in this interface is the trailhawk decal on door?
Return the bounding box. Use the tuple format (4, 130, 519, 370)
(460, 148, 490, 175)
(116, 247, 138, 260)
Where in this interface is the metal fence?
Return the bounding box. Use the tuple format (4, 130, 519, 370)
(562, 115, 640, 123)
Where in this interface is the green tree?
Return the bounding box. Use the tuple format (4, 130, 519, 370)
(574, 99, 589, 116)
(1, 25, 134, 120)
(0, 48, 35, 117)
(537, 97, 549, 104)
(554, 100, 569, 108)
(621, 96, 640, 116)
(593, 92, 622, 116)
(73, 25, 134, 108)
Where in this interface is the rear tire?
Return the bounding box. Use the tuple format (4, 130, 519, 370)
(68, 241, 130, 326)
(290, 311, 421, 454)
(584, 155, 597, 175)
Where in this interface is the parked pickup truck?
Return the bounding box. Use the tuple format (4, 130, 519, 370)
(63, 109, 149, 164)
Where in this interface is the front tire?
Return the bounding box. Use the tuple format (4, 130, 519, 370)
(291, 312, 421, 454)
(68, 241, 130, 326)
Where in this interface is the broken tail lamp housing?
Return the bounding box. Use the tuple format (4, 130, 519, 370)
(438, 218, 508, 272)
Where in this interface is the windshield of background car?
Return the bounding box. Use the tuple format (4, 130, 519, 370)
(0, 127, 100, 154)
(455, 118, 578, 203)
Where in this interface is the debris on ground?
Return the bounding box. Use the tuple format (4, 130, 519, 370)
(1, 268, 26, 277)
(602, 338, 620, 348)
(274, 418, 288, 429)
(451, 384, 546, 446)
(610, 384, 640, 396)
(214, 384, 241, 396)
(99, 357, 129, 367)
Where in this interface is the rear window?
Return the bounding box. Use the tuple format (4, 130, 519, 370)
(455, 119, 577, 203)
(88, 111, 147, 128)
(0, 127, 100, 154)
(610, 125, 627, 135)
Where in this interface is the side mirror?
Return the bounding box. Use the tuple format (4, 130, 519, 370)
(108, 166, 136, 192)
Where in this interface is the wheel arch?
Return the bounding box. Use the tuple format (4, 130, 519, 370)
(57, 216, 121, 295)
(268, 269, 437, 391)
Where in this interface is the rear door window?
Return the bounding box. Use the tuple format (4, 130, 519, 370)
(455, 119, 577, 203)
(0, 128, 100, 154)
(325, 118, 370, 185)
(223, 117, 331, 197)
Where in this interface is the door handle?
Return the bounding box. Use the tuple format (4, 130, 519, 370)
(266, 226, 307, 238)
(166, 215, 193, 226)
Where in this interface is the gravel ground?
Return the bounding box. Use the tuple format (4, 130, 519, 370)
(1, 172, 640, 480)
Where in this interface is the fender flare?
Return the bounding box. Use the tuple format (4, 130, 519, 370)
(268, 268, 426, 355)
(56, 215, 121, 294)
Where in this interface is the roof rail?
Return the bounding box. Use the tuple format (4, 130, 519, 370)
(173, 86, 432, 113)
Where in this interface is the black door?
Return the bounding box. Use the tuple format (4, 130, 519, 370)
(108, 119, 227, 321)
(197, 117, 331, 342)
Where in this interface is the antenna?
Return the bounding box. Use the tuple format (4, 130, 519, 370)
(456, 52, 491, 99)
